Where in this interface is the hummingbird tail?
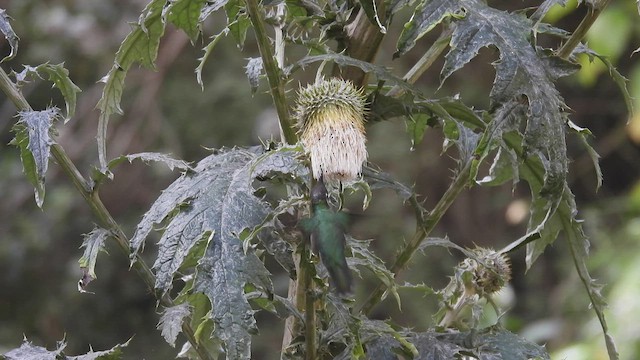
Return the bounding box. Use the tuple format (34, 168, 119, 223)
(325, 258, 352, 294)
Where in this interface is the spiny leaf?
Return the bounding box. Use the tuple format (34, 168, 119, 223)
(196, 28, 229, 89)
(245, 57, 264, 94)
(10, 63, 81, 122)
(67, 339, 131, 360)
(359, 0, 387, 34)
(568, 120, 602, 191)
(108, 152, 192, 173)
(132, 146, 305, 359)
(226, 0, 250, 49)
(573, 44, 634, 116)
(365, 331, 462, 359)
(158, 303, 192, 347)
(396, 0, 465, 57)
(78, 228, 110, 292)
(347, 237, 400, 309)
(360, 166, 412, 211)
(200, 0, 232, 21)
(286, 53, 417, 94)
(444, 325, 550, 359)
(36, 63, 82, 122)
(440, 0, 573, 197)
(164, 0, 207, 42)
(0, 9, 18, 62)
(11, 108, 60, 207)
(4, 338, 65, 360)
(96, 0, 166, 170)
(504, 130, 618, 358)
(530, 0, 568, 24)
(560, 196, 619, 360)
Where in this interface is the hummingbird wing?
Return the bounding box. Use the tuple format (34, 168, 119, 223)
(313, 207, 352, 294)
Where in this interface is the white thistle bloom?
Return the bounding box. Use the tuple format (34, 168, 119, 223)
(295, 78, 367, 182)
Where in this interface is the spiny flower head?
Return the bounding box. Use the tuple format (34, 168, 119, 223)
(467, 247, 512, 295)
(295, 78, 367, 182)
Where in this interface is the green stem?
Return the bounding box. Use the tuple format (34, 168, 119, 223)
(387, 27, 452, 97)
(302, 245, 317, 360)
(246, 0, 297, 145)
(359, 160, 472, 314)
(557, 0, 613, 59)
(0, 66, 214, 360)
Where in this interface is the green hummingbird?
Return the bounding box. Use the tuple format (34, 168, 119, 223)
(300, 178, 352, 294)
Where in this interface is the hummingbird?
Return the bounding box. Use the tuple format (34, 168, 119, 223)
(300, 178, 352, 294)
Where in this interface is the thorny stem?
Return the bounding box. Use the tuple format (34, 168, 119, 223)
(386, 27, 453, 98)
(359, 160, 472, 314)
(0, 67, 214, 360)
(246, 0, 297, 145)
(302, 245, 317, 360)
(557, 0, 614, 59)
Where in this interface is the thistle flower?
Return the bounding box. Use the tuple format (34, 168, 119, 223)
(295, 78, 367, 182)
(468, 248, 512, 295)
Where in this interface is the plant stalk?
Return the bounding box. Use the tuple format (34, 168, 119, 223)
(359, 160, 472, 314)
(337, 3, 386, 87)
(0, 66, 214, 360)
(302, 245, 316, 360)
(557, 0, 613, 59)
(387, 27, 452, 97)
(246, 0, 297, 145)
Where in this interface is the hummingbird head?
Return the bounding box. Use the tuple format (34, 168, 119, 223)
(310, 178, 328, 204)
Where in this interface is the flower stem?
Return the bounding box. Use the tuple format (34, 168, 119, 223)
(557, 0, 613, 59)
(359, 160, 472, 314)
(246, 0, 297, 145)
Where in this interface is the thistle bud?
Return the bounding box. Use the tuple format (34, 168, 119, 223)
(469, 248, 512, 295)
(295, 78, 367, 182)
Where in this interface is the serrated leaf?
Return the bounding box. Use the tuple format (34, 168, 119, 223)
(347, 237, 400, 309)
(132, 146, 306, 359)
(78, 227, 110, 292)
(11, 108, 60, 207)
(68, 339, 131, 360)
(530, 0, 568, 24)
(359, 0, 387, 34)
(164, 0, 207, 42)
(559, 198, 619, 360)
(503, 130, 618, 358)
(445, 325, 550, 359)
(226, 0, 250, 49)
(200, 0, 231, 21)
(0, 9, 19, 62)
(286, 53, 416, 94)
(434, 0, 573, 198)
(367, 331, 462, 359)
(96, 0, 166, 170)
(569, 121, 602, 191)
(477, 147, 518, 187)
(196, 28, 228, 89)
(37, 63, 82, 122)
(406, 113, 431, 149)
(362, 165, 416, 204)
(158, 303, 192, 347)
(4, 338, 65, 360)
(245, 57, 263, 94)
(107, 152, 192, 172)
(396, 0, 465, 57)
(573, 44, 634, 116)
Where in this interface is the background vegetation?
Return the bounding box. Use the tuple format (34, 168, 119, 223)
(0, 0, 639, 359)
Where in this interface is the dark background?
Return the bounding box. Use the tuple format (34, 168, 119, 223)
(0, 0, 639, 359)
